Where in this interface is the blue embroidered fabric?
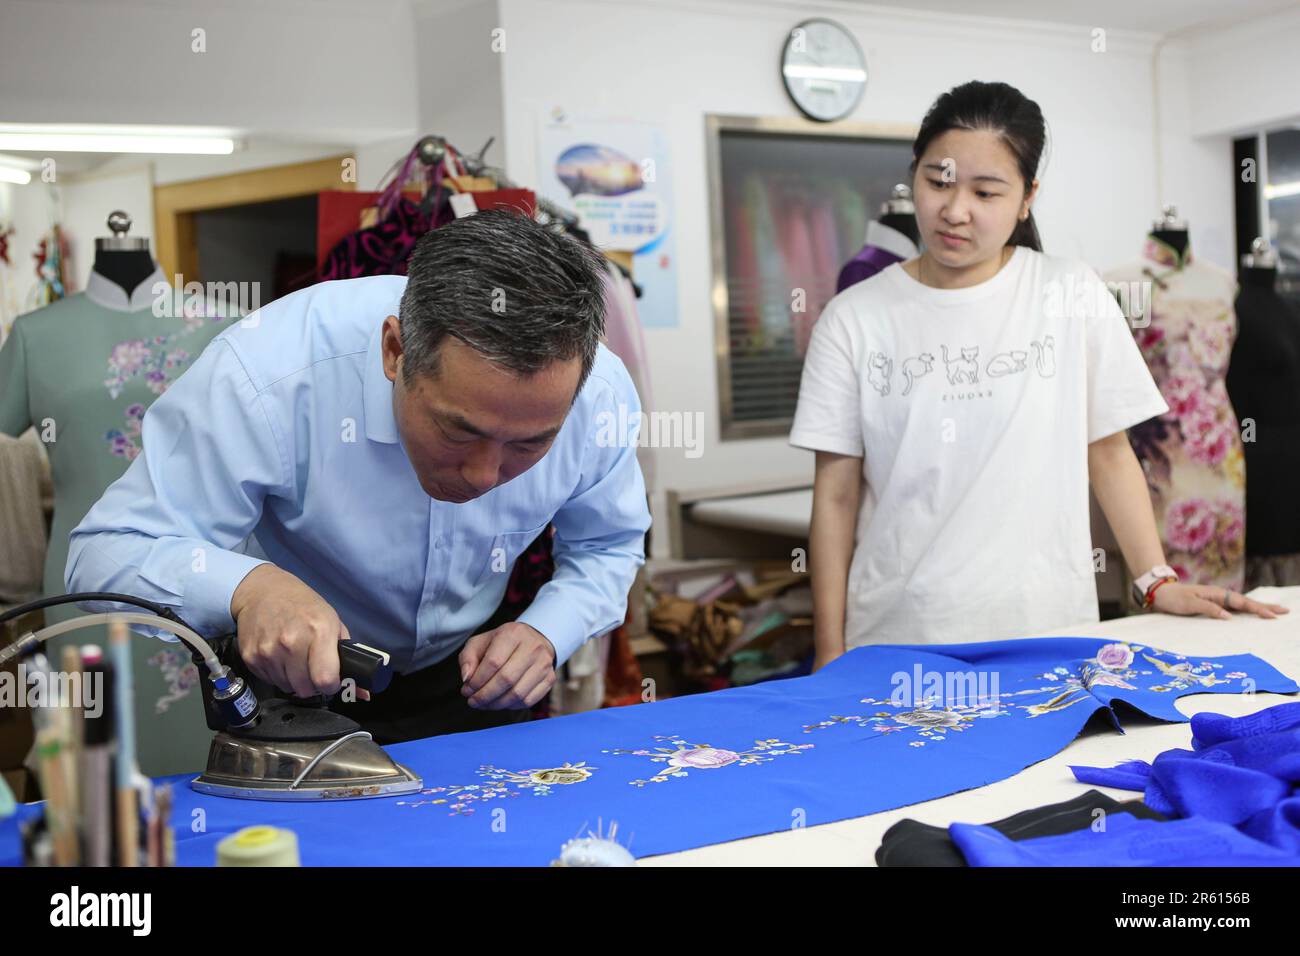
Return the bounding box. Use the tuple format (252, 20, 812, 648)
(2, 636, 1294, 866)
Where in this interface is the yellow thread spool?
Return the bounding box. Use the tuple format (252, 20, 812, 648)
(216, 825, 300, 867)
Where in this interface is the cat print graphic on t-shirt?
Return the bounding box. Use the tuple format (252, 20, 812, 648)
(942, 345, 981, 385)
(866, 351, 893, 396)
(901, 353, 934, 395)
(870, 333, 1061, 401)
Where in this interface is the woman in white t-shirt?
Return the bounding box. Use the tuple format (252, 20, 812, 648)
(791, 80, 1288, 667)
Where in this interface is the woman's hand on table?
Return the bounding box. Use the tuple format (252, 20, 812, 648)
(1151, 582, 1290, 621)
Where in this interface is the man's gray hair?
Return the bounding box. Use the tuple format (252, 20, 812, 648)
(398, 208, 608, 396)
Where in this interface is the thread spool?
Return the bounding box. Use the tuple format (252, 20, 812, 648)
(216, 825, 300, 867)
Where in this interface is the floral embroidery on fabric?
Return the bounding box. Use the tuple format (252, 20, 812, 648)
(148, 648, 199, 714)
(1082, 643, 1228, 693)
(103, 302, 227, 400)
(1139, 653, 1229, 692)
(396, 762, 594, 815)
(802, 643, 1231, 745)
(804, 699, 1004, 745)
(105, 403, 146, 461)
(602, 736, 813, 786)
(103, 304, 230, 456)
(105, 336, 193, 399)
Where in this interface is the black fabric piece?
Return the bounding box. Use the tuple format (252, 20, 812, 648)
(875, 790, 1169, 867)
(1227, 267, 1300, 556)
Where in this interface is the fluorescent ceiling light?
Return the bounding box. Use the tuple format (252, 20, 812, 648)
(0, 166, 32, 185)
(1265, 181, 1300, 200)
(782, 65, 867, 83)
(0, 129, 236, 155)
(0, 153, 41, 170)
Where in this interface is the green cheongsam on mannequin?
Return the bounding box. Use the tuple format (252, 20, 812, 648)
(0, 266, 234, 775)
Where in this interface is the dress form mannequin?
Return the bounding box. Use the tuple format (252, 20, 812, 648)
(0, 210, 232, 775)
(1104, 203, 1246, 594)
(92, 210, 158, 298)
(836, 185, 921, 294)
(878, 210, 920, 248)
(1227, 238, 1300, 586)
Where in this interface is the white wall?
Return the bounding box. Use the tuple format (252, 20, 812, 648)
(1152, 7, 1300, 273)
(1177, 5, 1300, 139)
(413, 0, 508, 164)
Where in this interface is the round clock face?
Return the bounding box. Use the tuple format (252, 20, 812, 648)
(781, 18, 867, 122)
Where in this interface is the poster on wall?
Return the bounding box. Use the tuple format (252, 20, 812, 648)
(537, 112, 679, 329)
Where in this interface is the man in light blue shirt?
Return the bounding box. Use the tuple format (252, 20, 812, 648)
(67, 210, 651, 741)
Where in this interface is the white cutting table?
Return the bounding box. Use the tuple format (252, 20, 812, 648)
(642, 586, 1300, 866)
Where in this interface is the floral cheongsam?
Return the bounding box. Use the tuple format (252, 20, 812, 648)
(1104, 238, 1245, 591)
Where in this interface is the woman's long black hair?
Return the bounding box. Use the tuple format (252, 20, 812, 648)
(909, 80, 1047, 252)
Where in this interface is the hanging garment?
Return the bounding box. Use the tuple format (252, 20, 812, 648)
(797, 198, 843, 356)
(317, 195, 451, 281)
(0, 431, 47, 605)
(876, 789, 1166, 867)
(1226, 266, 1300, 569)
(0, 270, 235, 775)
(725, 185, 761, 345)
(836, 220, 919, 294)
(951, 812, 1299, 867)
(792, 247, 1167, 646)
(740, 175, 788, 351)
(1103, 238, 1245, 591)
(2, 635, 1287, 866)
(599, 261, 656, 493)
(831, 181, 869, 275)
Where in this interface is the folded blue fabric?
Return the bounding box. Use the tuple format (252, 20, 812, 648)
(1071, 701, 1300, 854)
(1146, 756, 1289, 822)
(1071, 759, 1153, 793)
(1192, 702, 1300, 750)
(1241, 797, 1300, 852)
(1073, 730, 1300, 822)
(951, 812, 1300, 866)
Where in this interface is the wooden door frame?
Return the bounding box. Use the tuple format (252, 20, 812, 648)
(153, 154, 355, 281)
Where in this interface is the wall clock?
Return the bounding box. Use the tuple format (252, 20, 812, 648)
(781, 18, 868, 122)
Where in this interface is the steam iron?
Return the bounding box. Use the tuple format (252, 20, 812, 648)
(191, 636, 422, 802)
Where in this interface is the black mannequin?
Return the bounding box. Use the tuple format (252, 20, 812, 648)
(880, 211, 920, 246)
(1150, 228, 1190, 262)
(1240, 263, 1278, 289)
(92, 247, 157, 296)
(1226, 258, 1300, 562)
(92, 210, 158, 299)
